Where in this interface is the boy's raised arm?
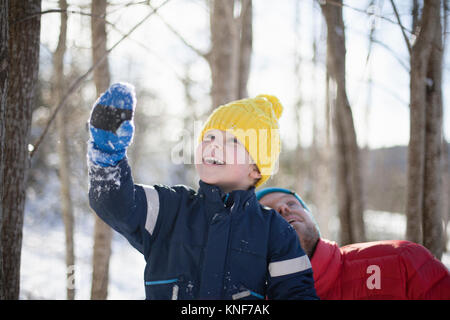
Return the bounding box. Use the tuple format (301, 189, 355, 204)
(87, 83, 154, 254)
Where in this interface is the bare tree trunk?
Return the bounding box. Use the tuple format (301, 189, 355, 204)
(325, 69, 331, 146)
(52, 0, 75, 300)
(209, 0, 238, 108)
(310, 1, 332, 239)
(364, 0, 376, 149)
(237, 0, 252, 99)
(293, 0, 305, 196)
(90, 0, 113, 300)
(443, 0, 450, 252)
(441, 139, 449, 252)
(312, 71, 333, 240)
(162, 0, 252, 110)
(406, 0, 427, 245)
(208, 0, 252, 108)
(320, 0, 365, 245)
(1, 0, 41, 299)
(407, 0, 445, 259)
(422, 0, 444, 258)
(0, 0, 8, 300)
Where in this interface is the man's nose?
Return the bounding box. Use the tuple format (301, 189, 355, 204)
(278, 204, 290, 217)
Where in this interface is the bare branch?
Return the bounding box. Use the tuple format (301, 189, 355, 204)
(14, 1, 152, 24)
(343, 18, 412, 74)
(318, 0, 414, 34)
(12, 9, 108, 25)
(389, 0, 412, 55)
(107, 1, 152, 15)
(29, 0, 172, 159)
(150, 4, 209, 59)
(371, 37, 410, 72)
(120, 34, 185, 82)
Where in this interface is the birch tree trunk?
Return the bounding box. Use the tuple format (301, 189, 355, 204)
(0, 0, 8, 300)
(1, 0, 41, 299)
(407, 0, 445, 258)
(90, 0, 113, 300)
(320, 0, 365, 245)
(52, 0, 75, 300)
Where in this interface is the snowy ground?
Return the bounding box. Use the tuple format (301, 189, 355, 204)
(20, 212, 146, 300)
(20, 208, 450, 300)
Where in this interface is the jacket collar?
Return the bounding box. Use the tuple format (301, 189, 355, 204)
(198, 180, 257, 214)
(310, 238, 342, 298)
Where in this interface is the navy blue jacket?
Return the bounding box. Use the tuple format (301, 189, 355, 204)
(89, 159, 318, 300)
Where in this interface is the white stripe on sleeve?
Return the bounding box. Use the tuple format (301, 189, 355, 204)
(268, 255, 312, 277)
(141, 185, 160, 235)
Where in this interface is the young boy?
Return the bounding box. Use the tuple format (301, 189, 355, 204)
(87, 83, 318, 300)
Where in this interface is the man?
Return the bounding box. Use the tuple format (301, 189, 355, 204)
(256, 187, 450, 300)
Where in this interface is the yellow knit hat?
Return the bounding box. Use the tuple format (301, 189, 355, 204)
(199, 94, 283, 188)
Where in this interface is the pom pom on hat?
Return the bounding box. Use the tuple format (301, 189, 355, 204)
(256, 94, 283, 120)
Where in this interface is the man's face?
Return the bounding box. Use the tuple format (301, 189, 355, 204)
(195, 129, 261, 193)
(259, 192, 320, 257)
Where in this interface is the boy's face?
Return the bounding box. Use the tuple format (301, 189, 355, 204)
(195, 129, 261, 193)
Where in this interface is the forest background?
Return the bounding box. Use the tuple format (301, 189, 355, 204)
(0, 0, 449, 299)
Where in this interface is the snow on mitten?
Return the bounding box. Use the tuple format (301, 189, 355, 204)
(88, 82, 136, 167)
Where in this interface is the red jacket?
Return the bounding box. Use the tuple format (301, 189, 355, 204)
(311, 238, 450, 299)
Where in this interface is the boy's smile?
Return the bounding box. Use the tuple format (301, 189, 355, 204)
(203, 157, 225, 165)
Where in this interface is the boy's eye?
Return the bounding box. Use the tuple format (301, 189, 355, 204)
(204, 134, 215, 141)
(228, 137, 239, 144)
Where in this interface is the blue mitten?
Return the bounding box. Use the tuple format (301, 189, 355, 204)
(88, 82, 136, 166)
